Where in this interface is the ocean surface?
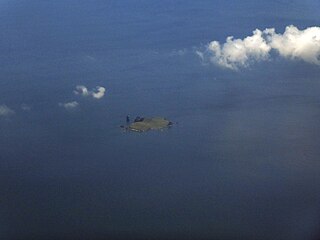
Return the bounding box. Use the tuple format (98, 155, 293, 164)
(1, 1, 320, 239)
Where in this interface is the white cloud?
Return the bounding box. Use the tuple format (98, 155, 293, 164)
(59, 101, 79, 110)
(195, 50, 205, 61)
(74, 85, 90, 97)
(266, 25, 320, 65)
(74, 85, 106, 99)
(208, 29, 271, 70)
(92, 86, 106, 99)
(0, 105, 15, 117)
(203, 25, 320, 70)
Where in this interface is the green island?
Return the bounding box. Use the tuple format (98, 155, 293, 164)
(126, 117, 173, 132)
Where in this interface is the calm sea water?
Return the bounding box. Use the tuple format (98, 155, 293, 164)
(1, 1, 320, 239)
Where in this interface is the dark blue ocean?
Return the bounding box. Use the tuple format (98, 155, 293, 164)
(1, 1, 320, 239)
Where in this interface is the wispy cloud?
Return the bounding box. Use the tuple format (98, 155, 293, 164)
(0, 105, 15, 117)
(74, 85, 106, 99)
(170, 49, 188, 57)
(59, 101, 79, 110)
(200, 25, 320, 70)
(21, 104, 31, 111)
(195, 50, 205, 61)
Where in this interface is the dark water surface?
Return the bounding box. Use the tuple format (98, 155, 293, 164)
(1, 1, 320, 239)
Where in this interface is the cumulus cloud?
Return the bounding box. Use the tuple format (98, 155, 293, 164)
(74, 85, 106, 99)
(59, 101, 79, 110)
(0, 105, 15, 117)
(203, 25, 320, 70)
(267, 26, 320, 65)
(91, 86, 106, 99)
